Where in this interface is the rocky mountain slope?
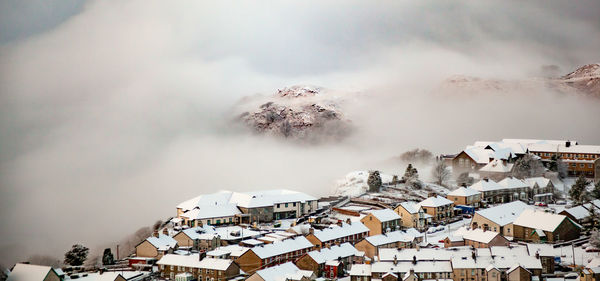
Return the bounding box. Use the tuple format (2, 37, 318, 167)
(436, 63, 600, 98)
(234, 85, 353, 142)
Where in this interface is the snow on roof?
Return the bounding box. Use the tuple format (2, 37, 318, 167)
(513, 209, 572, 232)
(306, 243, 359, 264)
(157, 254, 233, 270)
(250, 236, 313, 259)
(502, 139, 572, 146)
(371, 261, 453, 274)
(447, 187, 481, 197)
(523, 177, 551, 188)
(349, 264, 371, 276)
(480, 159, 513, 173)
(177, 189, 316, 211)
(526, 243, 555, 257)
(253, 262, 311, 281)
(497, 177, 529, 189)
(416, 195, 453, 208)
(179, 225, 215, 240)
(366, 209, 401, 222)
(507, 264, 530, 274)
(176, 191, 234, 211)
(561, 205, 592, 220)
(365, 230, 416, 246)
(463, 147, 492, 164)
(469, 178, 504, 192)
(313, 222, 369, 243)
(7, 264, 55, 281)
(404, 228, 424, 238)
(397, 202, 421, 214)
(146, 234, 178, 251)
(206, 244, 249, 258)
(474, 201, 533, 226)
(181, 203, 241, 220)
(241, 239, 265, 246)
(378, 248, 473, 262)
(453, 227, 501, 244)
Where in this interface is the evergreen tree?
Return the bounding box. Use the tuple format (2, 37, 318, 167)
(548, 154, 568, 178)
(402, 164, 422, 189)
(589, 207, 599, 230)
(591, 180, 600, 200)
(102, 248, 115, 265)
(569, 175, 590, 205)
(367, 170, 382, 192)
(64, 244, 89, 266)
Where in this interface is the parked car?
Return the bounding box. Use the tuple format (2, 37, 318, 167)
(586, 247, 600, 253)
(555, 200, 567, 205)
(462, 214, 472, 219)
(535, 202, 548, 207)
(564, 272, 579, 279)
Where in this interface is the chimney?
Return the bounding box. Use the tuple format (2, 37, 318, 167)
(337, 220, 343, 227)
(472, 251, 477, 261)
(309, 228, 315, 235)
(393, 255, 398, 265)
(163, 228, 169, 235)
(535, 251, 540, 259)
(566, 141, 571, 147)
(153, 230, 159, 238)
(483, 178, 489, 182)
(346, 218, 352, 225)
(412, 255, 417, 265)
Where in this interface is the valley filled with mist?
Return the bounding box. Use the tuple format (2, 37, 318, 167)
(1, 0, 600, 268)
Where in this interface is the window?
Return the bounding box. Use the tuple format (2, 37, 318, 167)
(580, 164, 585, 168)
(293, 202, 296, 207)
(285, 203, 288, 207)
(277, 204, 280, 208)
(589, 164, 593, 168)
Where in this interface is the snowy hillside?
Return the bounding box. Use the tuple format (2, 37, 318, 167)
(436, 63, 600, 98)
(333, 170, 451, 199)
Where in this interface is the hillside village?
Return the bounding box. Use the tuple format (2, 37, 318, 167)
(5, 139, 600, 281)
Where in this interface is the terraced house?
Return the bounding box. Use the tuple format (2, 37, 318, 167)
(305, 222, 370, 249)
(415, 195, 455, 224)
(394, 202, 431, 231)
(360, 209, 401, 236)
(157, 254, 240, 280)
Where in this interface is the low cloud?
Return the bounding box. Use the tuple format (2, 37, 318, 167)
(1, 0, 600, 266)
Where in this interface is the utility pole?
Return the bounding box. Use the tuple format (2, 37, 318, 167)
(116, 244, 119, 260)
(572, 242, 575, 266)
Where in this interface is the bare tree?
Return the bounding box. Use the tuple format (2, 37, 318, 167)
(431, 160, 451, 186)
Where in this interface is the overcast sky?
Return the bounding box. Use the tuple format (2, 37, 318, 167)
(1, 0, 599, 267)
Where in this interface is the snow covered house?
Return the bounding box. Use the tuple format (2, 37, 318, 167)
(449, 227, 510, 248)
(360, 209, 401, 236)
(415, 195, 455, 224)
(295, 243, 361, 277)
(394, 202, 431, 231)
(512, 209, 581, 243)
(156, 254, 240, 280)
(135, 233, 178, 259)
(235, 236, 314, 274)
(523, 177, 555, 203)
(354, 230, 416, 259)
(368, 260, 454, 281)
(469, 201, 533, 237)
(246, 262, 315, 281)
(349, 264, 371, 281)
(305, 222, 369, 249)
(7, 263, 62, 281)
(478, 159, 514, 179)
(446, 187, 482, 207)
(176, 189, 318, 226)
